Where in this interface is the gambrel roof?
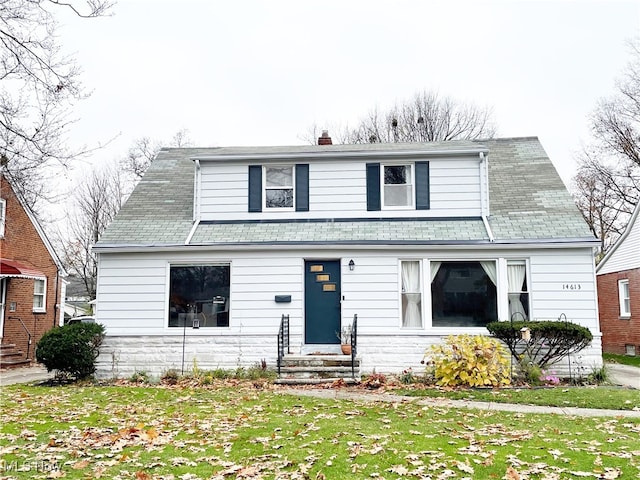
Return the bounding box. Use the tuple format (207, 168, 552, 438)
(96, 137, 595, 250)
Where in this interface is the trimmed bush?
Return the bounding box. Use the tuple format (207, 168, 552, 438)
(36, 323, 105, 380)
(424, 335, 511, 387)
(486, 321, 593, 370)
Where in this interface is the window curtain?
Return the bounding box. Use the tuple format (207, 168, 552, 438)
(402, 261, 422, 328)
(479, 261, 497, 285)
(508, 264, 527, 320)
(429, 261, 441, 282)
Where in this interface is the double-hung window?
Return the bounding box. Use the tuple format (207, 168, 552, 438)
(248, 164, 308, 213)
(383, 165, 413, 208)
(507, 260, 529, 321)
(366, 161, 429, 211)
(618, 279, 631, 318)
(33, 279, 46, 312)
(401, 260, 422, 328)
(168, 264, 231, 328)
(265, 166, 294, 209)
(0, 198, 5, 237)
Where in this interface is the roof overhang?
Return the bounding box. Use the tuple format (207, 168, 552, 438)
(94, 238, 599, 254)
(0, 258, 46, 280)
(191, 146, 489, 163)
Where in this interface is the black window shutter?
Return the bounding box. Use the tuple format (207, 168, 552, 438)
(295, 164, 309, 212)
(248, 165, 262, 212)
(415, 161, 430, 210)
(366, 163, 381, 211)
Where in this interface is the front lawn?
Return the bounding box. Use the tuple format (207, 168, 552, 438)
(1, 382, 639, 479)
(397, 385, 640, 411)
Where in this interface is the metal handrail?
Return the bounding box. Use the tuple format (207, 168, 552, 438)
(8, 316, 33, 359)
(277, 314, 290, 375)
(350, 314, 358, 379)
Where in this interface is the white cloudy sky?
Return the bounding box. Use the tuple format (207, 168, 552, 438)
(58, 0, 639, 187)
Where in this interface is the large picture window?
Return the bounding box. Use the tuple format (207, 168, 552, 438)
(265, 165, 294, 209)
(430, 261, 497, 327)
(401, 261, 422, 328)
(168, 265, 230, 328)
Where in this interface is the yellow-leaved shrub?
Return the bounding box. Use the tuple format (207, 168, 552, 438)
(424, 335, 510, 387)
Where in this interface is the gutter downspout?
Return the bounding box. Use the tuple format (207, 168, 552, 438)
(479, 152, 495, 242)
(185, 160, 202, 246)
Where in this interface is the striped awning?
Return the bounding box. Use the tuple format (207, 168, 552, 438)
(0, 258, 45, 280)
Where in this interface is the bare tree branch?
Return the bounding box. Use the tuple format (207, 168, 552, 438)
(0, 0, 112, 213)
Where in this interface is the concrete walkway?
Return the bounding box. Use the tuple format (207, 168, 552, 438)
(0, 364, 54, 387)
(281, 388, 640, 418)
(607, 363, 640, 389)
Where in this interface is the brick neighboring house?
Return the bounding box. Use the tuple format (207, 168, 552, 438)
(0, 174, 67, 368)
(596, 202, 640, 356)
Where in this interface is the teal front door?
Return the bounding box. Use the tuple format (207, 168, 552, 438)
(305, 260, 341, 344)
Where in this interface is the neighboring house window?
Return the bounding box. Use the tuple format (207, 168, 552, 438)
(401, 260, 422, 328)
(168, 264, 230, 328)
(619, 279, 631, 317)
(33, 279, 46, 312)
(508, 260, 529, 321)
(0, 198, 5, 237)
(247, 164, 309, 212)
(383, 165, 413, 208)
(430, 261, 497, 327)
(265, 165, 294, 209)
(366, 161, 429, 211)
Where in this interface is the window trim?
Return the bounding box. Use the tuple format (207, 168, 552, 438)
(263, 165, 295, 210)
(381, 163, 415, 210)
(618, 279, 631, 318)
(399, 259, 423, 329)
(166, 262, 232, 329)
(33, 278, 46, 313)
(0, 198, 5, 238)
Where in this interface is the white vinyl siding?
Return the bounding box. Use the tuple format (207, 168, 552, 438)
(597, 206, 640, 274)
(618, 279, 631, 317)
(198, 156, 483, 221)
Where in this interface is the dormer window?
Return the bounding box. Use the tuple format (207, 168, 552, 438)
(248, 164, 309, 213)
(366, 161, 430, 211)
(265, 166, 294, 209)
(383, 165, 413, 208)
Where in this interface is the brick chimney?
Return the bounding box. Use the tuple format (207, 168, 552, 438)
(317, 130, 332, 145)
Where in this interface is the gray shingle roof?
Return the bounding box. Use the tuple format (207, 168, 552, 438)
(97, 137, 595, 248)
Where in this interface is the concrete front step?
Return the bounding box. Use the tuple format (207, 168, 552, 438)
(0, 344, 31, 369)
(277, 354, 361, 384)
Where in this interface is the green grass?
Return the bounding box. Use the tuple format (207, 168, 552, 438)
(604, 352, 640, 368)
(397, 385, 640, 410)
(1, 383, 639, 479)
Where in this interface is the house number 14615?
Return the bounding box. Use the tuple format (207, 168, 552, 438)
(562, 284, 582, 290)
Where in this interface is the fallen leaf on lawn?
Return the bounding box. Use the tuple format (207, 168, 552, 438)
(455, 460, 474, 474)
(504, 466, 521, 480)
(71, 460, 90, 469)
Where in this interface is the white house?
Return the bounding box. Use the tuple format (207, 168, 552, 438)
(94, 136, 601, 378)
